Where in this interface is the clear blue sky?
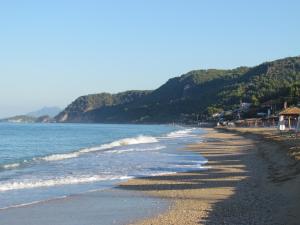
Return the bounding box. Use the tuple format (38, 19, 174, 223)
(0, 0, 299, 117)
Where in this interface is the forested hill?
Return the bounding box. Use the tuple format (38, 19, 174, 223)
(55, 56, 300, 123)
(55, 91, 151, 122)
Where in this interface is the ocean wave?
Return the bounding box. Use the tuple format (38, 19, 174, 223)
(0, 135, 160, 169)
(174, 163, 206, 169)
(164, 128, 196, 138)
(40, 152, 81, 161)
(37, 135, 159, 162)
(1, 163, 21, 170)
(0, 129, 196, 169)
(79, 135, 158, 153)
(106, 145, 166, 154)
(149, 171, 177, 176)
(0, 175, 133, 192)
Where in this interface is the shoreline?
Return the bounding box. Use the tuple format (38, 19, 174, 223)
(118, 128, 300, 225)
(0, 126, 204, 225)
(0, 188, 171, 225)
(1, 127, 300, 224)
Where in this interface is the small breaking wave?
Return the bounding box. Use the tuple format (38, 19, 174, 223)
(41, 152, 81, 161)
(0, 135, 160, 169)
(149, 171, 177, 176)
(0, 175, 133, 192)
(1, 163, 21, 170)
(106, 145, 166, 154)
(37, 135, 159, 162)
(79, 135, 158, 153)
(0, 129, 196, 170)
(165, 128, 196, 138)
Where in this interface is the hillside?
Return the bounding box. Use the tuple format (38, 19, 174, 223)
(56, 56, 300, 123)
(55, 90, 151, 122)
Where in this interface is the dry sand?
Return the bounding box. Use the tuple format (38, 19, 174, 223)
(119, 128, 300, 225)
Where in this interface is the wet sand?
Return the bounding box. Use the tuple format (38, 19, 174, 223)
(119, 128, 300, 225)
(0, 189, 170, 225)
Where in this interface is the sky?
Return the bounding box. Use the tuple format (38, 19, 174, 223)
(0, 0, 299, 118)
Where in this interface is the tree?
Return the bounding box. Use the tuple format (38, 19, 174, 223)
(251, 95, 259, 106)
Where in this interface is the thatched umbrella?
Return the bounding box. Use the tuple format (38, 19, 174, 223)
(279, 107, 300, 129)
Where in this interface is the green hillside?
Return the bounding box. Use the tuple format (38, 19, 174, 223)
(56, 56, 300, 123)
(55, 90, 151, 122)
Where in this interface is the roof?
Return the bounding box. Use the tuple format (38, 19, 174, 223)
(279, 107, 300, 116)
(245, 118, 262, 121)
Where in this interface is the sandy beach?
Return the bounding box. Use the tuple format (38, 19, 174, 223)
(119, 128, 300, 225)
(1, 127, 300, 225)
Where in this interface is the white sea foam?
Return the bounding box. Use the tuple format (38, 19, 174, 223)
(41, 152, 80, 161)
(165, 128, 196, 138)
(149, 171, 177, 176)
(38, 135, 159, 162)
(106, 145, 166, 154)
(175, 164, 205, 169)
(173, 158, 209, 170)
(1, 131, 191, 167)
(2, 131, 197, 167)
(80, 135, 158, 153)
(1, 163, 20, 169)
(0, 175, 133, 192)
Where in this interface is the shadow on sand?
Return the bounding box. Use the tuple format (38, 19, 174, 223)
(117, 132, 295, 224)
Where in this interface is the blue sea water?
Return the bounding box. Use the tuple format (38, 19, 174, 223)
(0, 123, 206, 209)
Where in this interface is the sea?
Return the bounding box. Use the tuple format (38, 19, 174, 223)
(0, 123, 206, 209)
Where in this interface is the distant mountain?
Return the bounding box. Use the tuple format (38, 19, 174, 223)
(0, 115, 54, 123)
(56, 56, 300, 123)
(0, 107, 61, 123)
(0, 115, 37, 123)
(27, 107, 61, 118)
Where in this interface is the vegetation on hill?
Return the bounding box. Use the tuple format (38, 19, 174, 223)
(56, 56, 300, 123)
(55, 91, 151, 122)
